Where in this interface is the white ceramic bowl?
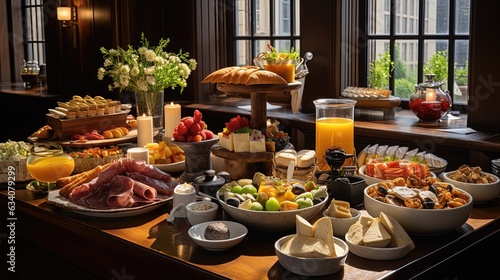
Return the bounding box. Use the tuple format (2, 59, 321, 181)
(186, 201, 219, 225)
(442, 171, 500, 203)
(217, 191, 328, 232)
(363, 184, 473, 235)
(358, 165, 436, 186)
(188, 221, 247, 251)
(275, 234, 349, 276)
(345, 233, 411, 260)
(323, 208, 360, 237)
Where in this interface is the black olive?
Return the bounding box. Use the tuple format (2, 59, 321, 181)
(292, 184, 306, 195)
(422, 197, 435, 209)
(312, 198, 323, 205)
(226, 197, 241, 208)
(376, 185, 388, 195)
(429, 184, 438, 194)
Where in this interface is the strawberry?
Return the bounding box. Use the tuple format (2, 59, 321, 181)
(193, 109, 203, 123)
(189, 122, 201, 136)
(204, 129, 214, 139)
(176, 122, 188, 135)
(182, 116, 194, 129)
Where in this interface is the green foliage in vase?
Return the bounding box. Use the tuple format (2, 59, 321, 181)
(368, 50, 395, 89)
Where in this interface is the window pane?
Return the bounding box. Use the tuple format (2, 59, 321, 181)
(274, 40, 291, 53)
(254, 40, 271, 57)
(396, 0, 419, 35)
(453, 40, 469, 104)
(423, 40, 449, 87)
(236, 40, 252, 66)
(367, 39, 391, 88)
(274, 0, 291, 36)
(236, 0, 251, 36)
(254, 0, 270, 36)
(368, 0, 390, 35)
(425, 0, 449, 35)
(294, 0, 300, 36)
(455, 0, 470, 35)
(394, 40, 419, 98)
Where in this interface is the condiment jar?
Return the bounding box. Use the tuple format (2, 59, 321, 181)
(409, 74, 451, 122)
(20, 60, 40, 87)
(193, 170, 230, 199)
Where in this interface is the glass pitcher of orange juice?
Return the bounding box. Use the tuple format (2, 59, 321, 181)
(26, 142, 75, 190)
(314, 99, 357, 171)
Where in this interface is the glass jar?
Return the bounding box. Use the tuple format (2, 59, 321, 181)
(20, 60, 40, 87)
(409, 74, 451, 122)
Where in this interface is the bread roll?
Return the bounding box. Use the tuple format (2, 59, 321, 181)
(297, 150, 315, 168)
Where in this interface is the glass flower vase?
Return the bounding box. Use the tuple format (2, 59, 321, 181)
(135, 91, 164, 130)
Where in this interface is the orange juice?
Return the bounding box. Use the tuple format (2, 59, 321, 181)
(264, 64, 295, 83)
(27, 155, 75, 183)
(315, 117, 354, 171)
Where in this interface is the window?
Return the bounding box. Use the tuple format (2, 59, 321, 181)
(233, 0, 300, 66)
(365, 0, 470, 105)
(23, 0, 46, 65)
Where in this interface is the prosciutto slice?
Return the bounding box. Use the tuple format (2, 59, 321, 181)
(70, 175, 135, 209)
(68, 158, 177, 210)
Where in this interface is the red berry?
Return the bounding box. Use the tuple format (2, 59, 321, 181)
(204, 130, 214, 139)
(175, 134, 186, 142)
(176, 122, 188, 135)
(182, 117, 194, 129)
(194, 109, 203, 123)
(189, 122, 201, 136)
(187, 135, 194, 142)
(199, 120, 206, 129)
(199, 130, 207, 140)
(193, 134, 203, 142)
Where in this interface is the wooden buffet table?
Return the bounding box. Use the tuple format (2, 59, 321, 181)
(1, 185, 499, 280)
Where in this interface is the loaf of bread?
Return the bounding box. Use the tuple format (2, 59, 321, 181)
(202, 66, 288, 85)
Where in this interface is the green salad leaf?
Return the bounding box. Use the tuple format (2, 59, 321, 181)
(0, 140, 32, 161)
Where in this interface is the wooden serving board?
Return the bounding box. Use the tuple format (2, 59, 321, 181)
(46, 111, 129, 140)
(343, 96, 401, 120)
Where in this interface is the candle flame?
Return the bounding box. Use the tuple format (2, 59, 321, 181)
(425, 88, 436, 102)
(170, 102, 174, 106)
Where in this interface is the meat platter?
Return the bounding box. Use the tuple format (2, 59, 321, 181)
(47, 190, 171, 217)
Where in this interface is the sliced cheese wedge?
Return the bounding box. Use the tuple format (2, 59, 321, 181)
(296, 215, 314, 237)
(281, 235, 331, 258)
(362, 219, 392, 248)
(313, 217, 336, 257)
(379, 212, 415, 250)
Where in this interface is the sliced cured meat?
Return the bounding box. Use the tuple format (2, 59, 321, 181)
(132, 179, 157, 200)
(106, 176, 135, 208)
(128, 172, 174, 195)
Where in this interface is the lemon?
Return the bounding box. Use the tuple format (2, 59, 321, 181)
(241, 185, 257, 195)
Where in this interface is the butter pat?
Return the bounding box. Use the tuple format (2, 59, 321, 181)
(232, 132, 250, 152)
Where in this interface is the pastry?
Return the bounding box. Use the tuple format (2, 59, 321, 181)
(204, 222, 230, 240)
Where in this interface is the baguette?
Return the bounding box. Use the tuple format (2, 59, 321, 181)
(201, 66, 240, 83)
(59, 162, 113, 198)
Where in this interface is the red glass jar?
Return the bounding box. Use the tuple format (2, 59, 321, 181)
(409, 74, 451, 122)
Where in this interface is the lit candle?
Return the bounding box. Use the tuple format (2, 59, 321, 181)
(425, 88, 436, 101)
(137, 114, 153, 148)
(164, 102, 181, 139)
(126, 147, 150, 164)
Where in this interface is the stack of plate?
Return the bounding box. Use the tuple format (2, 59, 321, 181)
(492, 159, 500, 176)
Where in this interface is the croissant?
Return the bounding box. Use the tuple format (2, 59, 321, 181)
(202, 66, 287, 85)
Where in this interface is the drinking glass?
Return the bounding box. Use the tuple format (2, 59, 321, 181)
(313, 99, 357, 171)
(26, 142, 75, 191)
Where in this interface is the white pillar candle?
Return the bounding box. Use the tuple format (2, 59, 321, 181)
(137, 114, 153, 148)
(164, 102, 181, 139)
(126, 147, 150, 164)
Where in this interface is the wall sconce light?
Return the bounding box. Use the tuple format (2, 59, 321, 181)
(57, 6, 76, 27)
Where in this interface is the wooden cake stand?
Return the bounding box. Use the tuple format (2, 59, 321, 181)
(213, 82, 302, 179)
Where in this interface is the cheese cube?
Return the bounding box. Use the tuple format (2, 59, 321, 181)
(232, 132, 250, 152)
(219, 132, 234, 151)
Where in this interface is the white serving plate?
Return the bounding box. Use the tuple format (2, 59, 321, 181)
(345, 233, 411, 260)
(188, 221, 247, 251)
(46, 190, 171, 218)
(153, 160, 185, 173)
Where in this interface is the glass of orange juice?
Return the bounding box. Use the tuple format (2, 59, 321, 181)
(313, 99, 357, 172)
(26, 142, 75, 191)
